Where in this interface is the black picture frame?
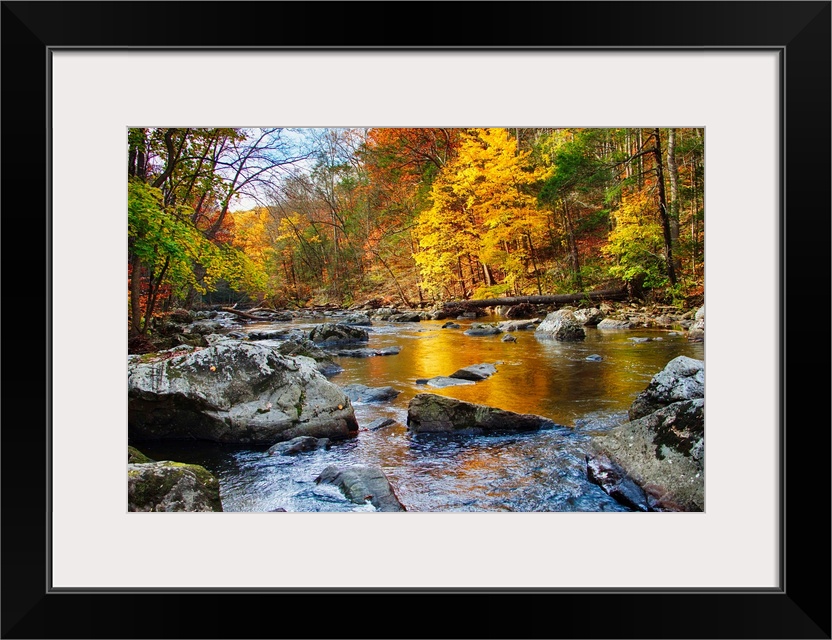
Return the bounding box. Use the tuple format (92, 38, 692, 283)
(2, 2, 829, 638)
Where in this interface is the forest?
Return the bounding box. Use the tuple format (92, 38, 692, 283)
(127, 127, 704, 334)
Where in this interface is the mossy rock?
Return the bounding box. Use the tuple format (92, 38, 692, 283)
(128, 446, 154, 464)
(128, 461, 222, 512)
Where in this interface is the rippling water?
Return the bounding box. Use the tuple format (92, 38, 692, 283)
(135, 314, 704, 512)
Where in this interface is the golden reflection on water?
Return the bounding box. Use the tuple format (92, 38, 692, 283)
(337, 316, 703, 428)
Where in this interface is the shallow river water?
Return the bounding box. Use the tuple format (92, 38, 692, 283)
(136, 314, 704, 513)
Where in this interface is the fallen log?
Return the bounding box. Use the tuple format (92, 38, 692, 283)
(443, 288, 627, 309)
(221, 307, 275, 321)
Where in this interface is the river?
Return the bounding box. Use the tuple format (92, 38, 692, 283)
(135, 314, 704, 512)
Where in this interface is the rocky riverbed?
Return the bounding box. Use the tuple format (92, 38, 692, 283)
(128, 300, 704, 512)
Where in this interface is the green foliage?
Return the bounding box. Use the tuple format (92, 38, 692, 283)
(128, 178, 268, 305)
(602, 190, 668, 288)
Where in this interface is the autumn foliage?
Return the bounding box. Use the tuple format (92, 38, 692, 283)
(129, 127, 704, 331)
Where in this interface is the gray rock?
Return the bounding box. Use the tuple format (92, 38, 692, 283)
(128, 446, 154, 464)
(501, 334, 517, 343)
(247, 329, 291, 341)
(407, 393, 560, 434)
(586, 453, 650, 512)
(315, 465, 406, 511)
(597, 318, 632, 330)
(308, 323, 369, 345)
(276, 338, 342, 377)
(366, 417, 396, 431)
(328, 346, 401, 358)
(589, 399, 704, 512)
(585, 354, 603, 362)
(128, 461, 222, 512)
(422, 376, 476, 388)
(204, 334, 239, 347)
(573, 308, 605, 326)
(441, 321, 461, 329)
(688, 306, 705, 342)
(341, 314, 373, 326)
(389, 312, 422, 322)
(449, 363, 497, 381)
(463, 323, 502, 336)
(342, 384, 401, 403)
(629, 355, 704, 421)
(268, 435, 329, 456)
(497, 319, 540, 332)
(535, 310, 586, 342)
(629, 337, 652, 344)
(128, 342, 358, 444)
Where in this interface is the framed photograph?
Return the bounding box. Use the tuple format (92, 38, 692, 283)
(3, 1, 829, 638)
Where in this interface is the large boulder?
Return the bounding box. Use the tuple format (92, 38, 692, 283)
(628, 355, 704, 420)
(407, 393, 559, 434)
(128, 460, 223, 512)
(275, 338, 343, 377)
(535, 310, 586, 341)
(589, 399, 704, 512)
(128, 342, 358, 444)
(315, 465, 406, 512)
(308, 323, 369, 345)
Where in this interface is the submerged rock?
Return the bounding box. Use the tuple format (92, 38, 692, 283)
(128, 460, 223, 512)
(441, 321, 461, 329)
(449, 363, 497, 381)
(463, 323, 502, 336)
(417, 376, 476, 388)
(268, 435, 330, 456)
(328, 346, 401, 358)
(315, 465, 406, 511)
(342, 383, 401, 403)
(365, 417, 396, 431)
(128, 342, 358, 445)
(407, 393, 560, 434)
(628, 355, 704, 420)
(535, 310, 586, 342)
(501, 334, 517, 343)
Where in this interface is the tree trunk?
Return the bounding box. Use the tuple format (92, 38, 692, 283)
(129, 252, 143, 335)
(667, 128, 682, 275)
(561, 200, 583, 289)
(652, 128, 678, 286)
